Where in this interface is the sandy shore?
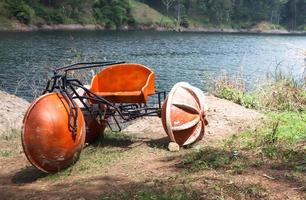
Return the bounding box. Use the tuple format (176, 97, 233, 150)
(0, 91, 29, 135)
(1, 22, 305, 35)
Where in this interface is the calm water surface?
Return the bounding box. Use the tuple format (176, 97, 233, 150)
(0, 30, 305, 100)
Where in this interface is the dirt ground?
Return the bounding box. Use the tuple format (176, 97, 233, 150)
(0, 91, 29, 135)
(0, 92, 304, 200)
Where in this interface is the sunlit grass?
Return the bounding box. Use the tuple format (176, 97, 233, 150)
(45, 131, 136, 181)
(100, 187, 201, 200)
(177, 108, 305, 189)
(0, 150, 12, 157)
(213, 69, 306, 112)
(130, 0, 175, 27)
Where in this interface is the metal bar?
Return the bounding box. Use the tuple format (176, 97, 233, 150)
(55, 61, 118, 71)
(59, 87, 78, 136)
(69, 82, 129, 122)
(66, 78, 84, 86)
(158, 92, 161, 108)
(55, 61, 125, 73)
(43, 79, 51, 94)
(69, 85, 90, 111)
(65, 61, 125, 72)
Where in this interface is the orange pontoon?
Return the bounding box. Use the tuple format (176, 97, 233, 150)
(22, 93, 85, 173)
(161, 82, 208, 146)
(90, 63, 155, 104)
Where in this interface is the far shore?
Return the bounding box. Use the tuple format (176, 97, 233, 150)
(1, 23, 306, 35)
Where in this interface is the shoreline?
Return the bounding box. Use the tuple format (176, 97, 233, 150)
(1, 23, 306, 35)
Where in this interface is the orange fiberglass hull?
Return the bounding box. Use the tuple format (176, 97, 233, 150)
(90, 63, 155, 104)
(22, 93, 86, 173)
(161, 82, 208, 146)
(84, 111, 107, 143)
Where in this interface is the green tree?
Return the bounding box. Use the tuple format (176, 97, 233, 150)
(93, 0, 134, 28)
(198, 0, 232, 24)
(5, 0, 35, 24)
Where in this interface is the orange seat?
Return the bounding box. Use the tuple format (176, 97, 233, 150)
(90, 63, 155, 103)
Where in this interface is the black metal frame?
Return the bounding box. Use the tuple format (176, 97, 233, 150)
(43, 61, 166, 134)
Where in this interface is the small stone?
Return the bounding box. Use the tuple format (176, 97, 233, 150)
(168, 142, 180, 152)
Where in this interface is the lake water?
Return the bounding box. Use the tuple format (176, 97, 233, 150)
(0, 30, 305, 101)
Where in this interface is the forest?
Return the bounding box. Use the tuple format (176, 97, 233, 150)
(0, 0, 305, 30)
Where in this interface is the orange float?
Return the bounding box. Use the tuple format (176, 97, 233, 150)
(83, 112, 107, 143)
(22, 93, 86, 173)
(161, 82, 208, 146)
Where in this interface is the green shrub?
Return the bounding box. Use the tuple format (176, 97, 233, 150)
(93, 0, 134, 28)
(49, 10, 65, 24)
(180, 14, 189, 28)
(5, 0, 35, 24)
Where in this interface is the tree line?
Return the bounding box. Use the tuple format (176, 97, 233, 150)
(0, 0, 305, 30)
(0, 0, 134, 28)
(145, 0, 306, 30)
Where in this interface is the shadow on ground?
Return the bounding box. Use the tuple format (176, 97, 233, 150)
(12, 166, 47, 184)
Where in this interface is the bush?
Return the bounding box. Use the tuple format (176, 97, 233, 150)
(5, 0, 35, 24)
(93, 0, 134, 28)
(49, 10, 65, 24)
(180, 15, 189, 28)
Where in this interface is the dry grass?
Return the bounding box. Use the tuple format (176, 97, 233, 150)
(258, 70, 306, 111)
(213, 69, 306, 112)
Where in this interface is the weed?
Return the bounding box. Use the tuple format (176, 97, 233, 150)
(267, 111, 306, 143)
(258, 70, 306, 111)
(206, 181, 268, 200)
(244, 184, 268, 199)
(177, 146, 247, 173)
(100, 186, 201, 200)
(213, 69, 306, 112)
(0, 150, 11, 157)
(284, 172, 306, 191)
(213, 72, 259, 109)
(224, 112, 305, 174)
(232, 162, 244, 174)
(0, 128, 20, 141)
(253, 159, 264, 168)
(45, 131, 136, 181)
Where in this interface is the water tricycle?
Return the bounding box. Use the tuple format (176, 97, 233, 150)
(22, 62, 208, 173)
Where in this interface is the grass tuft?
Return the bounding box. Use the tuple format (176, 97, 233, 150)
(0, 150, 12, 157)
(0, 128, 20, 141)
(213, 73, 259, 108)
(213, 70, 306, 112)
(99, 185, 202, 200)
(46, 130, 135, 181)
(177, 146, 247, 174)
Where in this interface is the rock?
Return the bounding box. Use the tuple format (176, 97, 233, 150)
(168, 142, 180, 152)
